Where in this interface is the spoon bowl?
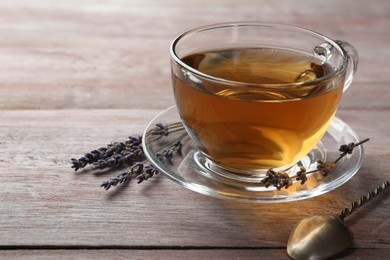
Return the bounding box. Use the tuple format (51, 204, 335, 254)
(287, 215, 353, 260)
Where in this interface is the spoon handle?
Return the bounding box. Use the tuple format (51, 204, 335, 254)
(339, 181, 390, 220)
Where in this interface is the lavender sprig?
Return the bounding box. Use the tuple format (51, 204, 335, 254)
(146, 122, 184, 140)
(71, 122, 186, 190)
(91, 124, 185, 171)
(100, 171, 130, 190)
(136, 164, 160, 184)
(156, 140, 182, 163)
(71, 136, 143, 171)
(91, 144, 145, 170)
(71, 122, 185, 172)
(71, 147, 108, 171)
(101, 140, 183, 190)
(261, 138, 369, 190)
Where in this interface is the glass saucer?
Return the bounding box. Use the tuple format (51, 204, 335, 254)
(142, 106, 365, 203)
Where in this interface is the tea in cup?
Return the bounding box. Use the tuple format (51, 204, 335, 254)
(170, 22, 358, 177)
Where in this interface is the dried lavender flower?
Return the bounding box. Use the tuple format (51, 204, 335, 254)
(295, 166, 308, 185)
(156, 140, 182, 164)
(261, 169, 280, 188)
(91, 142, 145, 170)
(146, 122, 185, 140)
(100, 171, 130, 190)
(71, 136, 143, 171)
(334, 138, 369, 163)
(100, 163, 160, 190)
(154, 123, 169, 136)
(276, 172, 293, 190)
(339, 142, 355, 154)
(136, 164, 159, 184)
(316, 160, 336, 176)
(261, 169, 293, 190)
(71, 147, 108, 171)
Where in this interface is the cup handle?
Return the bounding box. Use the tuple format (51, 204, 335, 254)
(336, 40, 359, 92)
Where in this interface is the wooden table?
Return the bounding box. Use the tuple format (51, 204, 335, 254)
(1, 0, 389, 259)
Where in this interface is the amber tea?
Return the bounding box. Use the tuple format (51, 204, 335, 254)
(173, 48, 344, 171)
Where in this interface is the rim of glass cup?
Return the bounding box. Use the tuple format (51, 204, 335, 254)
(170, 21, 349, 89)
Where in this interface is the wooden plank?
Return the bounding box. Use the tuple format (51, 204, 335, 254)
(0, 0, 388, 109)
(0, 109, 389, 248)
(0, 248, 389, 260)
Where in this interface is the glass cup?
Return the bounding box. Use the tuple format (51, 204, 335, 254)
(170, 22, 358, 180)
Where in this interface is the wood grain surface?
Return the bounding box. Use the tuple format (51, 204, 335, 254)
(0, 0, 389, 259)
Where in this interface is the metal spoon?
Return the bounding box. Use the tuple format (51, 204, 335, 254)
(287, 181, 389, 260)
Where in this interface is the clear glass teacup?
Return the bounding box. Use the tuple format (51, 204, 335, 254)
(170, 22, 358, 180)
